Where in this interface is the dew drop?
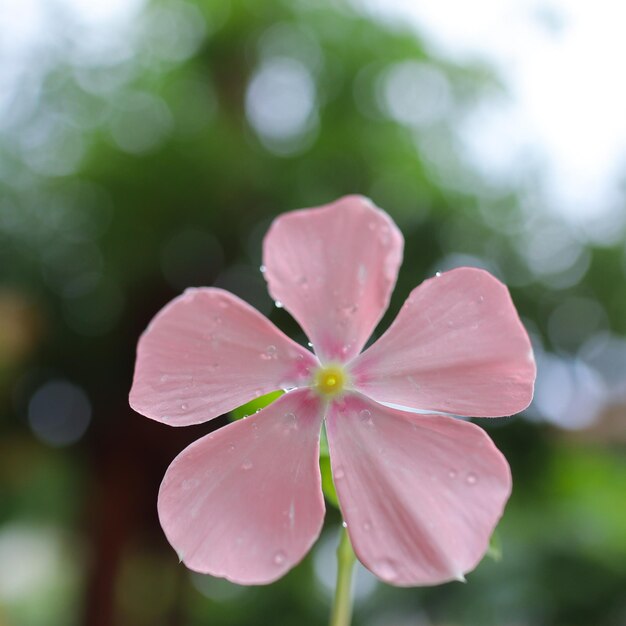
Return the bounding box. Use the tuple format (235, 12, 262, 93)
(338, 304, 358, 318)
(273, 551, 286, 565)
(407, 375, 420, 391)
(228, 443, 236, 452)
(180, 403, 188, 411)
(477, 295, 485, 304)
(307, 341, 314, 348)
(176, 549, 185, 563)
(160, 374, 170, 383)
(448, 469, 457, 479)
(334, 467, 345, 480)
(375, 558, 398, 581)
(259, 264, 267, 273)
(367, 221, 376, 231)
(357, 263, 368, 285)
(275, 300, 284, 309)
(359, 409, 372, 425)
(435, 271, 442, 277)
(260, 345, 277, 361)
(379, 225, 390, 244)
(362, 521, 372, 532)
(342, 521, 348, 528)
(241, 460, 253, 471)
(284, 412, 298, 432)
(466, 472, 478, 485)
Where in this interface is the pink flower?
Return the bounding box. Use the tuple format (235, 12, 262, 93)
(130, 196, 535, 586)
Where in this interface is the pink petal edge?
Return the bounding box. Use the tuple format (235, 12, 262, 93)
(158, 389, 326, 585)
(326, 392, 512, 586)
(262, 195, 404, 363)
(130, 288, 318, 426)
(349, 267, 536, 418)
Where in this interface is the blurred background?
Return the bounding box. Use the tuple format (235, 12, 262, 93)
(1, 0, 625, 624)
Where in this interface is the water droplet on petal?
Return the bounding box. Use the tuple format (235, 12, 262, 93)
(407, 375, 420, 391)
(228, 443, 236, 452)
(477, 295, 485, 304)
(448, 469, 457, 479)
(362, 521, 372, 531)
(259, 264, 267, 273)
(342, 521, 348, 528)
(180, 403, 188, 411)
(242, 460, 253, 471)
(375, 558, 398, 581)
(357, 264, 368, 285)
(359, 409, 373, 425)
(435, 271, 442, 277)
(466, 472, 478, 485)
(160, 374, 170, 383)
(260, 345, 277, 360)
(283, 412, 298, 432)
(274, 300, 284, 309)
(182, 478, 199, 490)
(273, 551, 286, 565)
(334, 467, 345, 480)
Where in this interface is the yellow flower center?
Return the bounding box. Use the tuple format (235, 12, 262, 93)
(314, 365, 347, 397)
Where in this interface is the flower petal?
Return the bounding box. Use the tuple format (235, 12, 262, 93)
(262, 195, 403, 363)
(158, 389, 325, 584)
(130, 288, 317, 426)
(326, 392, 511, 586)
(349, 268, 535, 417)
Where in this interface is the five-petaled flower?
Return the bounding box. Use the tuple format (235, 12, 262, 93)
(130, 196, 535, 586)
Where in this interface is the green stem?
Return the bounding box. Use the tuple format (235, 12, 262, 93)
(329, 525, 357, 626)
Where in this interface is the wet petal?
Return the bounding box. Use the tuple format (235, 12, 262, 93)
(130, 288, 317, 426)
(262, 195, 403, 363)
(158, 389, 325, 584)
(350, 268, 535, 417)
(326, 392, 511, 586)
